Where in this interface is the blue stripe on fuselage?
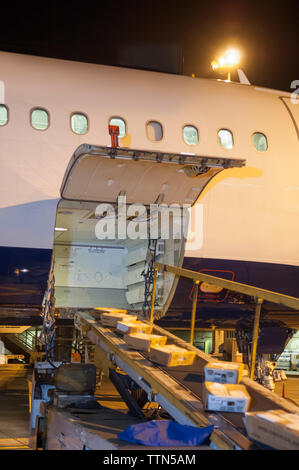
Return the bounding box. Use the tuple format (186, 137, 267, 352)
(0, 246, 52, 306)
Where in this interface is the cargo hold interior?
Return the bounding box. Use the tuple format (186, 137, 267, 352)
(52, 200, 184, 311)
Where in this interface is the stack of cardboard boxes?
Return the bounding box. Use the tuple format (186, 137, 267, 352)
(203, 361, 299, 449)
(203, 361, 251, 413)
(99, 311, 196, 366)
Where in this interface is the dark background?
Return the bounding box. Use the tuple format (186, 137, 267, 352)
(0, 0, 298, 91)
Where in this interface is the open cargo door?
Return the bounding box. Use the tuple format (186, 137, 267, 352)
(54, 145, 245, 316)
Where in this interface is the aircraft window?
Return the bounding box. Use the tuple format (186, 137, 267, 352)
(71, 113, 88, 135)
(109, 117, 126, 138)
(253, 132, 268, 152)
(0, 105, 8, 126)
(183, 125, 199, 145)
(146, 121, 163, 141)
(31, 108, 49, 130)
(218, 129, 233, 149)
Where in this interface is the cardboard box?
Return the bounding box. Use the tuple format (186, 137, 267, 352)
(124, 333, 167, 352)
(204, 361, 245, 384)
(116, 320, 153, 335)
(149, 344, 196, 367)
(203, 382, 250, 413)
(245, 410, 299, 450)
(100, 312, 137, 327)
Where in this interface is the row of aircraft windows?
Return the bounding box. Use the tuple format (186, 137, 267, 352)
(0, 104, 269, 152)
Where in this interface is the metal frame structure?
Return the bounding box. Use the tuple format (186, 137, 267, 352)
(153, 262, 299, 379)
(74, 311, 253, 450)
(74, 309, 299, 450)
(64, 144, 246, 172)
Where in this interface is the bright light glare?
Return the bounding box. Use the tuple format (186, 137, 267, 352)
(223, 49, 240, 66)
(212, 48, 241, 71)
(55, 227, 68, 232)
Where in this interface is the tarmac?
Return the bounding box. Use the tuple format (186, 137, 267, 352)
(0, 365, 32, 450)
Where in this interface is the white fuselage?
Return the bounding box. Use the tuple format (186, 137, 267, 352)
(0, 51, 298, 269)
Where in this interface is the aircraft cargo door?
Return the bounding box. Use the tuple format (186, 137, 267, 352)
(54, 144, 245, 316)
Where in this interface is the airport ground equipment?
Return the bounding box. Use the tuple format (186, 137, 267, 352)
(32, 270, 299, 449)
(29, 360, 212, 450)
(153, 262, 299, 384)
(67, 263, 299, 450)
(36, 250, 299, 449)
(0, 354, 24, 364)
(71, 309, 299, 451)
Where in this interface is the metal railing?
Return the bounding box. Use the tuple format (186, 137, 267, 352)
(153, 262, 299, 379)
(17, 327, 42, 352)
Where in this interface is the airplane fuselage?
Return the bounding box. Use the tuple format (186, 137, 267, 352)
(0, 51, 298, 322)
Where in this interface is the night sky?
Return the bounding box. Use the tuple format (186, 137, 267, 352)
(0, 0, 298, 92)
